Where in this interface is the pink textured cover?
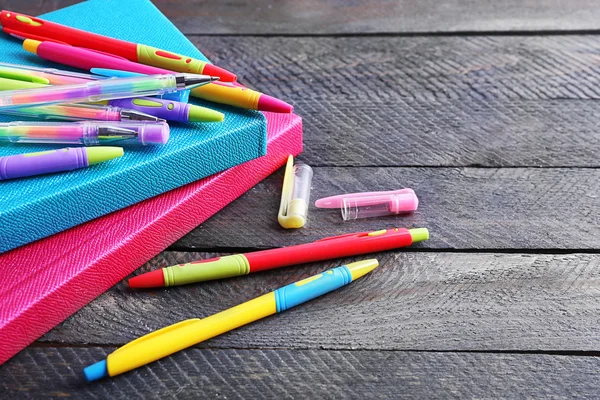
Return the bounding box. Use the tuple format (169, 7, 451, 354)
(0, 112, 302, 365)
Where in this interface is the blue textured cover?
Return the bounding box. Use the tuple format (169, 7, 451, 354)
(0, 0, 267, 253)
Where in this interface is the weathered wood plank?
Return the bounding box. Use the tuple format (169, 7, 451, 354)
(2, 0, 80, 16)
(191, 35, 600, 167)
(171, 167, 600, 250)
(154, 0, 600, 35)
(42, 252, 600, 352)
(3, 347, 599, 398)
(14, 0, 600, 35)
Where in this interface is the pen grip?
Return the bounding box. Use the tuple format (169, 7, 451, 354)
(163, 255, 250, 286)
(274, 266, 352, 312)
(109, 97, 190, 123)
(0, 147, 86, 180)
(137, 44, 208, 74)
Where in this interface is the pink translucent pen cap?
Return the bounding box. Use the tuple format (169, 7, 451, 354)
(315, 188, 415, 209)
(340, 191, 419, 221)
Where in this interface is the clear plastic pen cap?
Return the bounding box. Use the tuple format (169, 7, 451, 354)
(278, 155, 313, 229)
(341, 192, 418, 221)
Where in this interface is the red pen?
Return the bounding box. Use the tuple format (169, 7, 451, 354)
(0, 10, 236, 82)
(128, 227, 429, 288)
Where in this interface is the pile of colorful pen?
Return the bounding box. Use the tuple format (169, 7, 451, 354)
(0, 10, 293, 180)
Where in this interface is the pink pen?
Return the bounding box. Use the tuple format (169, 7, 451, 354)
(315, 188, 418, 221)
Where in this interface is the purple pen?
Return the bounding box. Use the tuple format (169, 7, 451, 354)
(108, 97, 224, 123)
(0, 147, 123, 180)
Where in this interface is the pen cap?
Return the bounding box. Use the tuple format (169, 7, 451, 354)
(133, 121, 170, 145)
(341, 192, 418, 221)
(278, 155, 313, 229)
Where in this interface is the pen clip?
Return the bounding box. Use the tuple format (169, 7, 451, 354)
(314, 232, 370, 242)
(113, 318, 202, 354)
(315, 228, 402, 243)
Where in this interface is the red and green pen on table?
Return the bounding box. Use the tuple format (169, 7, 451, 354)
(129, 227, 429, 288)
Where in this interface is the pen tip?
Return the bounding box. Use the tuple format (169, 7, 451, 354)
(257, 93, 293, 113)
(346, 259, 379, 281)
(201, 63, 237, 82)
(84, 360, 108, 382)
(181, 74, 218, 89)
(129, 269, 165, 288)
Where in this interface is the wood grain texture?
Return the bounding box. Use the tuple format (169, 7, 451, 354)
(3, 347, 600, 399)
(171, 167, 600, 250)
(12, 0, 600, 35)
(1, 0, 81, 16)
(152, 0, 600, 35)
(42, 252, 600, 352)
(191, 35, 600, 167)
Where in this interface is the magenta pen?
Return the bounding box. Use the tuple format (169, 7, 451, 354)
(0, 147, 123, 180)
(0, 121, 170, 146)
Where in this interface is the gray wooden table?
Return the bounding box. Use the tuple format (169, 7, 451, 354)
(3, 1, 600, 398)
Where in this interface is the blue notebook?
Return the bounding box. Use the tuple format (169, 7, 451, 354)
(0, 0, 267, 253)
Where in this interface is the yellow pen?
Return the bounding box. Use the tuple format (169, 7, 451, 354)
(84, 259, 379, 381)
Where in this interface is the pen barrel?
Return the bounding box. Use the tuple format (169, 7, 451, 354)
(0, 147, 87, 180)
(163, 255, 250, 286)
(0, 122, 85, 144)
(137, 44, 208, 75)
(2, 104, 121, 122)
(106, 293, 276, 377)
(245, 228, 414, 272)
(36, 40, 171, 76)
(191, 81, 262, 110)
(0, 75, 178, 109)
(0, 11, 139, 60)
(109, 97, 190, 122)
(274, 266, 352, 312)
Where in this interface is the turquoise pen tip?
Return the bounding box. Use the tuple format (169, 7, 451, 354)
(84, 359, 108, 382)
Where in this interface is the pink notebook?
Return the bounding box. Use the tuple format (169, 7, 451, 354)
(0, 112, 302, 364)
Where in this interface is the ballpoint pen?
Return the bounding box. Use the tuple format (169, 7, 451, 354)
(0, 72, 223, 123)
(0, 62, 186, 102)
(86, 259, 379, 381)
(0, 61, 98, 85)
(0, 98, 160, 122)
(23, 39, 293, 113)
(0, 121, 169, 146)
(0, 73, 217, 109)
(129, 228, 428, 288)
(90, 68, 189, 103)
(0, 146, 123, 180)
(1, 10, 237, 82)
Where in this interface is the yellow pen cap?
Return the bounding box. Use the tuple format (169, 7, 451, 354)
(278, 155, 313, 229)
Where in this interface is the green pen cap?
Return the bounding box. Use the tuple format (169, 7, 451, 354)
(85, 146, 124, 165)
(188, 104, 224, 123)
(408, 228, 429, 243)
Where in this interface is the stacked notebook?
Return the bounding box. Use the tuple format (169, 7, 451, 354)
(0, 0, 302, 364)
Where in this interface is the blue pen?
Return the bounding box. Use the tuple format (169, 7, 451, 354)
(83, 259, 379, 381)
(91, 68, 190, 103)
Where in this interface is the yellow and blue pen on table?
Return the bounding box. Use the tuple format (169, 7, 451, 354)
(83, 259, 379, 381)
